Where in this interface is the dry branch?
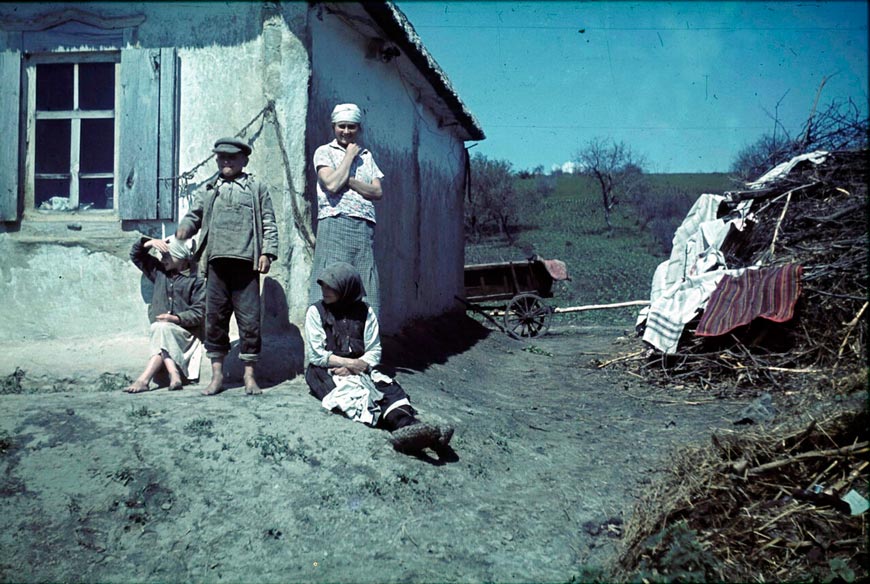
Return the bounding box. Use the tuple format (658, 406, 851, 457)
(746, 441, 869, 475)
(837, 300, 868, 359)
(596, 349, 647, 368)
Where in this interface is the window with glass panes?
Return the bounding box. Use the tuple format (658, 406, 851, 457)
(29, 53, 118, 212)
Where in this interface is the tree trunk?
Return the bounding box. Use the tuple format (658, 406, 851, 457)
(595, 172, 614, 231)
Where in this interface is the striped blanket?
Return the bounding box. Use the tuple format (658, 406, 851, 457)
(695, 264, 803, 337)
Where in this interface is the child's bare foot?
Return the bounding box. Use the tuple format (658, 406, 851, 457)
(124, 380, 151, 394)
(168, 377, 183, 391)
(201, 377, 225, 396)
(244, 374, 262, 395)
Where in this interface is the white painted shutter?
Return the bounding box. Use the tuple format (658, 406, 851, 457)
(157, 48, 177, 220)
(0, 52, 21, 221)
(118, 47, 177, 220)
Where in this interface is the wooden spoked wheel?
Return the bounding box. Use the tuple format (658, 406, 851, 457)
(503, 293, 551, 338)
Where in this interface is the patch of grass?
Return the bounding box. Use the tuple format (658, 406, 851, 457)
(128, 405, 154, 419)
(97, 372, 133, 392)
(817, 557, 856, 583)
(633, 521, 720, 583)
(247, 433, 287, 461)
(522, 345, 553, 357)
(184, 417, 214, 437)
(644, 172, 735, 194)
(0, 432, 12, 455)
(0, 368, 25, 394)
(567, 565, 611, 583)
(108, 468, 134, 486)
(247, 434, 320, 466)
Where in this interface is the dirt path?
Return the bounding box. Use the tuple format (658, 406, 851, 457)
(0, 317, 747, 582)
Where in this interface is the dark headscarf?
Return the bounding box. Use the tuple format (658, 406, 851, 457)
(316, 262, 366, 310)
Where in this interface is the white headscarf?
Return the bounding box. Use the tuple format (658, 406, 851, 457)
(167, 236, 194, 260)
(331, 103, 362, 124)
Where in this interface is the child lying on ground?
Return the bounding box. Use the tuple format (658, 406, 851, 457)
(125, 236, 205, 393)
(305, 262, 453, 454)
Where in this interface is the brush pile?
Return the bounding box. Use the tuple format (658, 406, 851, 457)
(635, 149, 868, 398)
(611, 145, 868, 581)
(615, 403, 868, 582)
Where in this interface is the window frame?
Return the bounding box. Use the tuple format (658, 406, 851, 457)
(23, 50, 121, 221)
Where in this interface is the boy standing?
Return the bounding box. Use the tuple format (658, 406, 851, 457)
(176, 137, 279, 396)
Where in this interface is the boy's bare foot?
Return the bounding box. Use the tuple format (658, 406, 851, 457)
(124, 380, 151, 394)
(168, 378, 183, 391)
(201, 378, 225, 396)
(244, 374, 262, 395)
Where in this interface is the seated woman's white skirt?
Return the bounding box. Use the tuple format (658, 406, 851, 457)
(148, 321, 203, 381)
(321, 373, 384, 426)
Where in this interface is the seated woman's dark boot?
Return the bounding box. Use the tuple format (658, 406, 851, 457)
(389, 422, 441, 453)
(383, 406, 440, 453)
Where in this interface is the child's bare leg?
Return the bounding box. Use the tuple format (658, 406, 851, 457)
(243, 363, 261, 395)
(125, 355, 163, 393)
(162, 352, 183, 390)
(202, 356, 225, 396)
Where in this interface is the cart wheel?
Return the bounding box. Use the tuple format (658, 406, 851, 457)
(503, 293, 552, 339)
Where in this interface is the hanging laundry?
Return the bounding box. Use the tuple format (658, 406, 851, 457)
(696, 264, 803, 337)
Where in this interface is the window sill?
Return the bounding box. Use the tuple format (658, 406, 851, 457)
(4, 219, 133, 257)
(22, 209, 119, 223)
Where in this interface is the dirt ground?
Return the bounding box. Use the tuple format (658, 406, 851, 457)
(0, 315, 754, 583)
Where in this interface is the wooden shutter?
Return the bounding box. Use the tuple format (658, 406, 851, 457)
(0, 52, 21, 221)
(118, 47, 176, 220)
(157, 48, 177, 220)
(118, 47, 159, 219)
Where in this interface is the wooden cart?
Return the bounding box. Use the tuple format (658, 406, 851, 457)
(458, 257, 569, 338)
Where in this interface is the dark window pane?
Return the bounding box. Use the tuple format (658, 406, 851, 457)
(35, 119, 71, 174)
(35, 179, 70, 209)
(79, 178, 114, 210)
(79, 62, 115, 110)
(80, 119, 114, 173)
(36, 63, 73, 111)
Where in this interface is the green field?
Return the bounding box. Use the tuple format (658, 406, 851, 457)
(465, 172, 736, 326)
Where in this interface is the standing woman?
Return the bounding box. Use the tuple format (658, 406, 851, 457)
(309, 103, 384, 315)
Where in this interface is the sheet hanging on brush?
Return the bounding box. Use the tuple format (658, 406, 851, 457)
(637, 194, 754, 353)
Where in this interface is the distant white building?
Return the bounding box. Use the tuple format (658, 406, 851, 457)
(550, 161, 578, 174)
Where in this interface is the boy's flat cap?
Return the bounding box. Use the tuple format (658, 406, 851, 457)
(212, 137, 252, 156)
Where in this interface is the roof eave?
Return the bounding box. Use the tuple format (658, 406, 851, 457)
(361, 2, 485, 142)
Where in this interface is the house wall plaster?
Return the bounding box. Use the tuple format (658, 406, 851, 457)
(307, 6, 467, 333)
(0, 3, 311, 371)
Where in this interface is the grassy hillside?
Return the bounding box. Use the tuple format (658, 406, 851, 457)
(465, 173, 735, 326)
(645, 172, 735, 193)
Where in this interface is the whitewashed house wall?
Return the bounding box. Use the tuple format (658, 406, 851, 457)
(308, 3, 476, 330)
(0, 2, 483, 380)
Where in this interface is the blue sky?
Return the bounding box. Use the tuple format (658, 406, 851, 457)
(396, 1, 869, 173)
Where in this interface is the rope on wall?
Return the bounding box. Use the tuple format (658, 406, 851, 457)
(165, 100, 315, 254)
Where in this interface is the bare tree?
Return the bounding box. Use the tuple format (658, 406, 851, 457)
(466, 153, 518, 243)
(575, 137, 647, 231)
(731, 97, 869, 181)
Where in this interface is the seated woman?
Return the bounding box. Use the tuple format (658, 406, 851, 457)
(125, 236, 205, 393)
(305, 262, 453, 454)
